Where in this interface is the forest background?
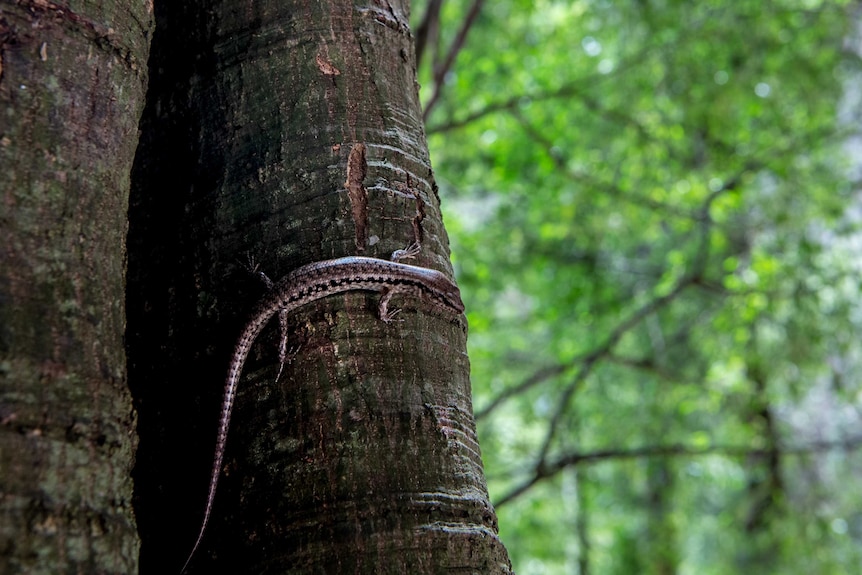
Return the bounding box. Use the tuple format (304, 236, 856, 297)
(414, 1, 862, 573)
(3, 0, 861, 573)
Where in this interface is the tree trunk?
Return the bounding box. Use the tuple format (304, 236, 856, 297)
(644, 459, 678, 575)
(0, 1, 152, 573)
(127, 1, 511, 573)
(738, 351, 784, 570)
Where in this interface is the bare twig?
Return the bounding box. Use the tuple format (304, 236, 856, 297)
(422, 0, 485, 121)
(415, 0, 443, 68)
(495, 436, 862, 507)
(475, 363, 570, 421)
(534, 274, 699, 466)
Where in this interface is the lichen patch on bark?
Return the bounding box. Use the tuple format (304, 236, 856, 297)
(410, 182, 426, 248)
(316, 52, 341, 76)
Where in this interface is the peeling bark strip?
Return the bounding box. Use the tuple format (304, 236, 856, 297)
(345, 143, 369, 252)
(411, 184, 426, 247)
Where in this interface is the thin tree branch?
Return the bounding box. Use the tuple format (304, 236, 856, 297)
(511, 110, 699, 220)
(424, 20, 689, 136)
(495, 436, 862, 507)
(475, 204, 740, 421)
(606, 353, 687, 383)
(414, 0, 443, 68)
(474, 363, 570, 421)
(429, 79, 650, 137)
(534, 273, 699, 466)
(422, 0, 484, 121)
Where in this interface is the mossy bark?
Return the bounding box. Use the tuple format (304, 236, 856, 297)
(128, 0, 511, 573)
(0, 1, 153, 573)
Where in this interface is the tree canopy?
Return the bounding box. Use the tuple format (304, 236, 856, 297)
(414, 1, 862, 573)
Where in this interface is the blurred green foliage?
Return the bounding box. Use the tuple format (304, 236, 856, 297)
(414, 1, 862, 573)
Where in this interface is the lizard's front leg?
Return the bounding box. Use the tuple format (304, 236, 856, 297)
(390, 241, 421, 262)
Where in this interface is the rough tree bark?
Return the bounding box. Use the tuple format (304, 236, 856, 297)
(0, 1, 152, 573)
(128, 1, 511, 573)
